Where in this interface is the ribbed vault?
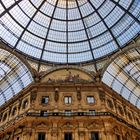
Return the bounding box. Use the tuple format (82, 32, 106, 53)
(102, 47, 140, 109)
(0, 48, 33, 106)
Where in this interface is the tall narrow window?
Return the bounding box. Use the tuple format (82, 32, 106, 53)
(64, 96, 72, 104)
(3, 113, 7, 121)
(12, 107, 17, 116)
(38, 132, 45, 140)
(22, 100, 28, 109)
(116, 134, 121, 140)
(42, 96, 49, 104)
(91, 132, 99, 140)
(64, 132, 72, 140)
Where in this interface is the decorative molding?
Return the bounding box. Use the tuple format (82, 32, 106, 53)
(61, 122, 75, 130)
(85, 121, 102, 129)
(99, 90, 106, 102)
(30, 88, 37, 102)
(54, 88, 59, 102)
(77, 87, 81, 101)
(51, 128, 58, 137)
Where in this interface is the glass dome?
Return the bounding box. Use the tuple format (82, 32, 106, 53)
(102, 47, 140, 109)
(0, 48, 33, 106)
(0, 0, 140, 64)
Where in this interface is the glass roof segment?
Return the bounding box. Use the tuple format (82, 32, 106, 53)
(102, 47, 140, 109)
(0, 0, 140, 65)
(0, 49, 33, 106)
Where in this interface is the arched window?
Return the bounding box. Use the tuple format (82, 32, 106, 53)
(22, 100, 28, 109)
(118, 106, 124, 116)
(107, 99, 114, 109)
(12, 107, 17, 116)
(127, 112, 132, 120)
(3, 113, 7, 121)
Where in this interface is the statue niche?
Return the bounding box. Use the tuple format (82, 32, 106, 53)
(54, 88, 59, 102)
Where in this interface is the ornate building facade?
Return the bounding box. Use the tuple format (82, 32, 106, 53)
(0, 68, 140, 140)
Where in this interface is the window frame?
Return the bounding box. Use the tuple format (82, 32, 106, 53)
(87, 96, 95, 104)
(91, 132, 99, 140)
(12, 107, 17, 116)
(38, 132, 46, 140)
(64, 96, 72, 104)
(22, 100, 28, 109)
(41, 96, 49, 104)
(64, 132, 72, 140)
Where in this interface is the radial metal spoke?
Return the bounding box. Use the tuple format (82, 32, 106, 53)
(37, 0, 59, 71)
(0, 0, 23, 17)
(14, 0, 46, 49)
(75, 0, 98, 72)
(110, 0, 140, 24)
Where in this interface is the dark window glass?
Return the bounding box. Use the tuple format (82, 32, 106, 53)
(91, 132, 99, 140)
(64, 132, 72, 140)
(107, 99, 114, 108)
(38, 132, 45, 140)
(3, 113, 7, 121)
(12, 107, 17, 116)
(42, 96, 49, 104)
(116, 134, 121, 140)
(128, 112, 132, 120)
(22, 100, 28, 109)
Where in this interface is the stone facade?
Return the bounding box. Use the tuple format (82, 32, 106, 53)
(0, 69, 140, 140)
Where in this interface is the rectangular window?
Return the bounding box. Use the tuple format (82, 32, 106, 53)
(64, 96, 72, 104)
(91, 132, 99, 140)
(64, 132, 72, 140)
(42, 96, 49, 104)
(87, 96, 95, 104)
(38, 132, 45, 140)
(116, 134, 121, 140)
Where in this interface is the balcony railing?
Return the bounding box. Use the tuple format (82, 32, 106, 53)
(26, 111, 110, 117)
(0, 111, 139, 133)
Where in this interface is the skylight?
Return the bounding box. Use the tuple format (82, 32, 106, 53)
(0, 0, 140, 65)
